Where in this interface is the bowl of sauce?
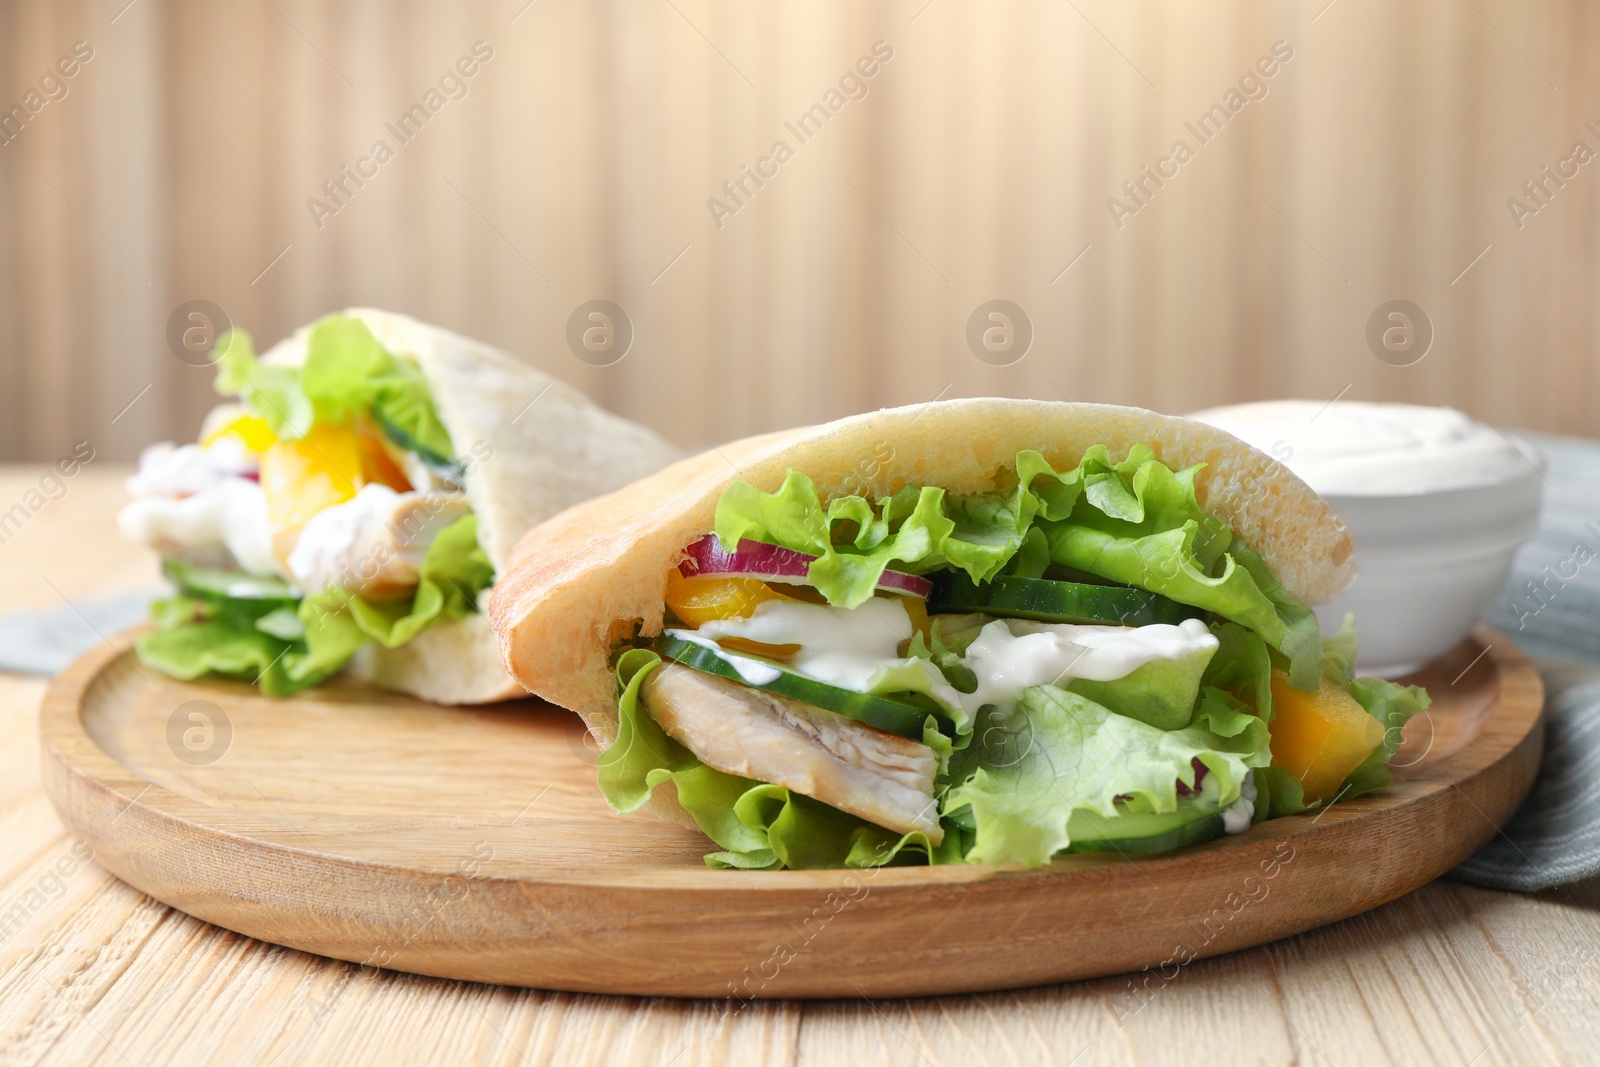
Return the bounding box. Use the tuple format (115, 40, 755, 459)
(1191, 401, 1545, 675)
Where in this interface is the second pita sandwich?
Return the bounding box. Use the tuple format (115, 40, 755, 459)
(490, 399, 1429, 868)
(122, 308, 679, 704)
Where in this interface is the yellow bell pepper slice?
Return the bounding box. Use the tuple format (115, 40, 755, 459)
(1268, 669, 1386, 803)
(259, 422, 363, 530)
(356, 421, 413, 493)
(663, 571, 803, 630)
(200, 411, 278, 453)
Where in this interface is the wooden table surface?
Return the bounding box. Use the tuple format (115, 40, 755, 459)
(1, 466, 1597, 1067)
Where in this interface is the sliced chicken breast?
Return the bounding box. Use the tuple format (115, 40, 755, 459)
(287, 485, 470, 601)
(642, 662, 943, 841)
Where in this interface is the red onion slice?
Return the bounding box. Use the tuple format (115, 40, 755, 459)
(678, 535, 933, 599)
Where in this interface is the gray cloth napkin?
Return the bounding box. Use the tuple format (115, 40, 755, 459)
(0, 590, 156, 676)
(1449, 658, 1600, 890)
(1452, 432, 1600, 891)
(1, 434, 1596, 890)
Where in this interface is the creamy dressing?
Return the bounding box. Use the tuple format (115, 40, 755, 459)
(1220, 771, 1256, 834)
(119, 477, 280, 577)
(1190, 400, 1532, 494)
(695, 597, 926, 694)
(690, 599, 1218, 721)
(678, 598, 1252, 819)
(120, 442, 279, 576)
(663, 629, 784, 686)
(202, 434, 258, 475)
(126, 441, 253, 498)
(955, 618, 1216, 719)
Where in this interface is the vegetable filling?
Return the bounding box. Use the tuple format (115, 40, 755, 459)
(123, 315, 496, 695)
(599, 445, 1430, 869)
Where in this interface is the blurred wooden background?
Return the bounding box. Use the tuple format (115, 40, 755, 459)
(0, 0, 1594, 462)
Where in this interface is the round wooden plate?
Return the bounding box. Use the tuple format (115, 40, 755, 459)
(39, 625, 1542, 999)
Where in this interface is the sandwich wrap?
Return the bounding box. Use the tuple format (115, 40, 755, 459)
(126, 308, 679, 704)
(489, 399, 1427, 867)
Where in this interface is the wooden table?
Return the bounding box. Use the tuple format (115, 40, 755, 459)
(1, 467, 1596, 1066)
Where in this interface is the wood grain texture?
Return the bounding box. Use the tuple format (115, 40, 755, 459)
(36, 620, 1542, 1000)
(0, 467, 1596, 1064)
(2, 1, 1599, 466)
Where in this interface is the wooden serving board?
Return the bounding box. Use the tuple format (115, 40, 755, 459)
(39, 625, 1542, 1000)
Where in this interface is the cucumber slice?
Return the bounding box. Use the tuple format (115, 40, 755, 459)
(163, 559, 298, 604)
(927, 573, 1205, 627)
(1062, 803, 1225, 854)
(654, 632, 928, 739)
(373, 408, 464, 482)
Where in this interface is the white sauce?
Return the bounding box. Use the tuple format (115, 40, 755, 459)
(955, 618, 1216, 719)
(119, 477, 280, 578)
(694, 597, 927, 695)
(682, 599, 1252, 815)
(692, 600, 1218, 721)
(1191, 400, 1532, 494)
(126, 441, 252, 497)
(664, 629, 783, 686)
(120, 442, 278, 576)
(197, 434, 259, 476)
(1221, 771, 1256, 834)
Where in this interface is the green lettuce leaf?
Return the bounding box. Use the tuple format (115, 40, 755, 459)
(1065, 643, 1216, 730)
(136, 592, 337, 697)
(1337, 674, 1431, 798)
(714, 472, 954, 609)
(598, 649, 958, 869)
(943, 685, 1266, 867)
(712, 450, 1093, 610)
(1192, 623, 1275, 818)
(137, 618, 311, 696)
(295, 513, 493, 676)
(137, 516, 494, 695)
(1036, 446, 1322, 689)
(303, 316, 456, 461)
(711, 446, 1323, 688)
(213, 329, 314, 440)
(1321, 612, 1360, 683)
(1201, 620, 1275, 720)
(212, 315, 454, 460)
(906, 616, 981, 694)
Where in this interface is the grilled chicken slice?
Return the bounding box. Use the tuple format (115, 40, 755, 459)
(642, 662, 943, 841)
(286, 485, 470, 601)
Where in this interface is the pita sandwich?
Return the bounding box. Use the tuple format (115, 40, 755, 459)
(121, 308, 679, 704)
(489, 399, 1428, 869)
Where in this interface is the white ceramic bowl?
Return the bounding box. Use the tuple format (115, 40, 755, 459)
(1313, 456, 1544, 675)
(1190, 402, 1546, 676)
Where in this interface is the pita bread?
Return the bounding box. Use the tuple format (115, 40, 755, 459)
(260, 308, 681, 703)
(489, 398, 1355, 742)
(348, 612, 524, 704)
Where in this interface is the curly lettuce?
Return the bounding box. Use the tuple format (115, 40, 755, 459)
(714, 445, 1323, 688)
(137, 592, 327, 696)
(138, 515, 494, 696)
(943, 685, 1270, 867)
(213, 314, 454, 460)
